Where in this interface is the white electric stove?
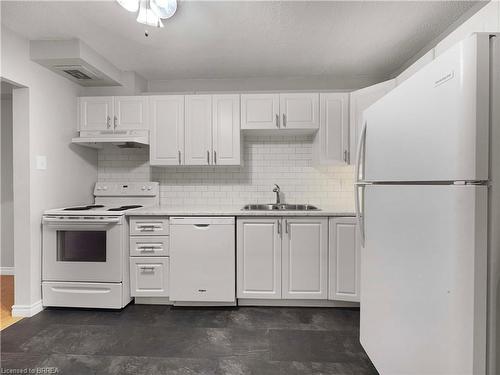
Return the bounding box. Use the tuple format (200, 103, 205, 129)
(41, 182, 159, 309)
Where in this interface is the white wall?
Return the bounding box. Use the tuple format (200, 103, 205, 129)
(148, 75, 385, 93)
(97, 135, 355, 210)
(1, 96, 14, 270)
(80, 71, 147, 96)
(1, 26, 98, 315)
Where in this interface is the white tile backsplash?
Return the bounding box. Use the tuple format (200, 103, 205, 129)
(97, 135, 355, 209)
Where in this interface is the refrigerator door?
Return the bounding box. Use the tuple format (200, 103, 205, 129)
(361, 34, 490, 182)
(360, 184, 487, 375)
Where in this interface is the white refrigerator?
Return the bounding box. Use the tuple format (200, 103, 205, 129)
(356, 33, 500, 375)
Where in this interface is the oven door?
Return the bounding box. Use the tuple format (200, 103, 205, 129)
(42, 216, 124, 282)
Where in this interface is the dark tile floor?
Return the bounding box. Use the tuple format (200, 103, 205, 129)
(0, 304, 378, 375)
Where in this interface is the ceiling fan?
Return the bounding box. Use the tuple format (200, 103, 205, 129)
(117, 0, 177, 31)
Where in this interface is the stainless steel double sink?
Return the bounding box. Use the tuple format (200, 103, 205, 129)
(242, 203, 320, 211)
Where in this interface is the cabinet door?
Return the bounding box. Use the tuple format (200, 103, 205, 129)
(328, 217, 360, 302)
(130, 257, 169, 297)
(185, 95, 212, 166)
(149, 95, 184, 166)
(241, 94, 280, 130)
(114, 96, 148, 130)
(282, 217, 328, 299)
(279, 93, 319, 130)
(349, 80, 395, 164)
(212, 94, 240, 165)
(237, 218, 281, 299)
(314, 93, 350, 165)
(79, 96, 114, 131)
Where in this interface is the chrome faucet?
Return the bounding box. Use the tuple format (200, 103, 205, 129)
(273, 184, 281, 204)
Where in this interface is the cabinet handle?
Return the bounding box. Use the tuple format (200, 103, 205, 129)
(113, 115, 117, 129)
(140, 266, 155, 271)
(275, 114, 279, 128)
(178, 150, 181, 165)
(214, 150, 217, 165)
(277, 220, 281, 236)
(106, 116, 111, 129)
(139, 247, 156, 252)
(282, 114, 287, 127)
(207, 150, 210, 165)
(285, 219, 289, 234)
(343, 150, 348, 163)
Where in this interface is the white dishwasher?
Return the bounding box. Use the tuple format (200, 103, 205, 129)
(170, 217, 235, 305)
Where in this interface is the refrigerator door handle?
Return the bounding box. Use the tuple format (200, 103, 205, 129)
(355, 120, 368, 183)
(355, 183, 365, 246)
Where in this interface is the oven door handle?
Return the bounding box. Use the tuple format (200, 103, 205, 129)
(42, 217, 121, 225)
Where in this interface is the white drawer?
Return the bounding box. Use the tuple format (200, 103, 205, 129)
(130, 217, 169, 236)
(130, 236, 169, 257)
(42, 281, 124, 309)
(130, 257, 169, 297)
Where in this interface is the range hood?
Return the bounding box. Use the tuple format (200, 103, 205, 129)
(30, 39, 121, 87)
(72, 131, 149, 149)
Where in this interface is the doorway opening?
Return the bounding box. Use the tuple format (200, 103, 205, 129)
(1, 79, 23, 329)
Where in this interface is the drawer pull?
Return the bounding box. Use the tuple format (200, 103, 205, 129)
(140, 266, 155, 272)
(138, 225, 161, 231)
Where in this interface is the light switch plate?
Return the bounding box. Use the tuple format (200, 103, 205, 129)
(36, 155, 47, 170)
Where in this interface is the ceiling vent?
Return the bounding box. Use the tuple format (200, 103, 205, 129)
(54, 65, 101, 81)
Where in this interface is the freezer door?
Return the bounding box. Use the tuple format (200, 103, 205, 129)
(360, 185, 487, 375)
(362, 34, 490, 182)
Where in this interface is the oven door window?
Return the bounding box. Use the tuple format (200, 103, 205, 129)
(57, 231, 106, 262)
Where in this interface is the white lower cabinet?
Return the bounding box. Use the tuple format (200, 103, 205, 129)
(130, 216, 170, 299)
(237, 217, 328, 300)
(282, 218, 328, 299)
(237, 218, 282, 299)
(130, 257, 170, 297)
(328, 217, 360, 302)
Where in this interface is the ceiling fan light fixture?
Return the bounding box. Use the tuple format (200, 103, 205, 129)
(137, 0, 164, 28)
(117, 0, 140, 13)
(150, 0, 177, 19)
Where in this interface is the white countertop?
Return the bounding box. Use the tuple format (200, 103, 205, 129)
(126, 205, 356, 217)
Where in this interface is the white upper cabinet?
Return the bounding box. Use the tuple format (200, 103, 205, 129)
(349, 80, 396, 163)
(149, 95, 184, 166)
(149, 94, 241, 166)
(328, 217, 360, 302)
(282, 217, 328, 299)
(114, 96, 148, 130)
(237, 218, 282, 299)
(279, 93, 319, 130)
(79, 96, 114, 131)
(241, 94, 280, 130)
(313, 93, 350, 165)
(185, 95, 213, 166)
(79, 96, 148, 132)
(212, 94, 241, 165)
(241, 93, 319, 131)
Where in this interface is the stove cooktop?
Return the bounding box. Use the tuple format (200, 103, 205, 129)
(45, 204, 145, 216)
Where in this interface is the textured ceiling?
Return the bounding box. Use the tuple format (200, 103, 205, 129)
(1, 1, 479, 81)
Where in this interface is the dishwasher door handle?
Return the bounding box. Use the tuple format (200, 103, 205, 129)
(193, 224, 210, 228)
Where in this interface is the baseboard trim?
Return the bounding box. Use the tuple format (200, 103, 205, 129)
(134, 297, 173, 305)
(0, 267, 15, 275)
(237, 299, 359, 308)
(12, 300, 44, 317)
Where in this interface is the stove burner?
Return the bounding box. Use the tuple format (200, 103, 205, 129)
(64, 205, 105, 211)
(107, 205, 143, 212)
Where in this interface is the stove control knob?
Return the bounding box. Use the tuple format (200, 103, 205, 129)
(103, 186, 108, 191)
(147, 186, 152, 191)
(141, 186, 146, 191)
